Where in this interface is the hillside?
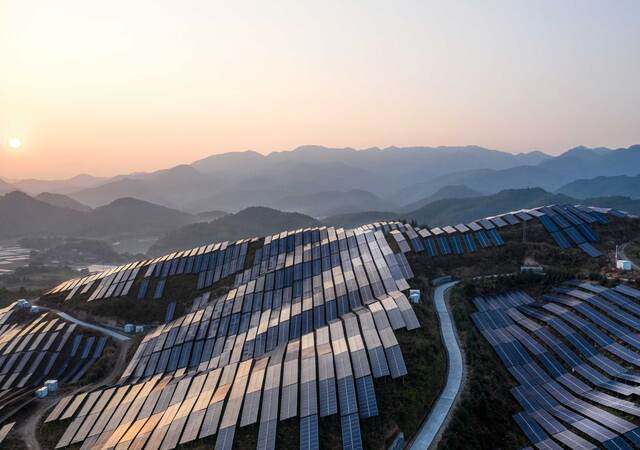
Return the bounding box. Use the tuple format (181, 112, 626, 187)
(405, 188, 575, 226)
(35, 192, 92, 212)
(557, 174, 640, 199)
(0, 192, 197, 240)
(70, 165, 218, 209)
(537, 144, 640, 179)
(0, 191, 86, 238)
(149, 206, 321, 255)
(323, 211, 402, 229)
(272, 189, 397, 217)
(196, 210, 228, 221)
(78, 197, 196, 237)
(11, 174, 107, 195)
(0, 178, 15, 195)
(391, 145, 640, 204)
(400, 185, 483, 212)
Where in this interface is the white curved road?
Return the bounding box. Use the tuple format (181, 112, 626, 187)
(410, 280, 463, 450)
(39, 306, 131, 342)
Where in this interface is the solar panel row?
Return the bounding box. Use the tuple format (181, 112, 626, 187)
(472, 282, 640, 449)
(0, 307, 107, 410)
(47, 224, 419, 450)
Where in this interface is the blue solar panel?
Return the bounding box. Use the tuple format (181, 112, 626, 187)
(624, 429, 640, 446)
(577, 223, 598, 241)
(589, 211, 609, 224)
(487, 229, 505, 246)
(301, 310, 313, 335)
(340, 413, 363, 450)
(164, 301, 176, 323)
(410, 237, 424, 252)
(355, 376, 378, 418)
(385, 345, 408, 378)
(548, 212, 571, 229)
(550, 231, 572, 249)
(337, 376, 358, 416)
(578, 243, 603, 257)
(424, 238, 437, 257)
(449, 235, 464, 254)
(437, 236, 451, 255)
(325, 300, 337, 322)
(564, 227, 586, 245)
(475, 231, 492, 248)
(318, 378, 338, 417)
(300, 415, 319, 450)
(538, 215, 559, 233)
(153, 278, 166, 299)
(462, 233, 477, 252)
(137, 278, 149, 299)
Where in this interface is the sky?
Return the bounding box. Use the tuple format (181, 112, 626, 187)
(1, 0, 639, 179)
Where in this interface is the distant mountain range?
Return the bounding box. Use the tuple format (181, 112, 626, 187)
(0, 191, 198, 240)
(1, 144, 639, 218)
(3, 185, 639, 254)
(399, 185, 483, 212)
(557, 174, 640, 199)
(324, 187, 640, 229)
(35, 192, 92, 212)
(151, 187, 640, 254)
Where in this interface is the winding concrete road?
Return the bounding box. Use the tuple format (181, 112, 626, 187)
(410, 280, 463, 450)
(39, 307, 131, 342)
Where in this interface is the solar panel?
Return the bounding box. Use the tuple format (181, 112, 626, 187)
(300, 414, 319, 450)
(355, 375, 378, 418)
(462, 233, 477, 252)
(340, 413, 363, 450)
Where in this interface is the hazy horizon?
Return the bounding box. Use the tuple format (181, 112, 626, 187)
(2, 0, 639, 178)
(0, 142, 638, 182)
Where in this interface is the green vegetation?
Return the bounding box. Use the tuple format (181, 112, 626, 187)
(439, 281, 529, 449)
(186, 276, 446, 450)
(558, 174, 640, 199)
(0, 265, 81, 291)
(150, 207, 321, 255)
(23, 237, 139, 265)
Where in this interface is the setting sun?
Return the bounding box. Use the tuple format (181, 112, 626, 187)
(8, 137, 22, 150)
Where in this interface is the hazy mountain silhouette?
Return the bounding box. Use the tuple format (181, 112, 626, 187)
(12, 174, 107, 195)
(399, 185, 483, 212)
(4, 144, 639, 215)
(557, 174, 640, 199)
(35, 192, 92, 212)
(149, 206, 321, 255)
(0, 191, 197, 240)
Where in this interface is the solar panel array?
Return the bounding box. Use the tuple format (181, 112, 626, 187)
(377, 204, 632, 259)
(44, 239, 252, 302)
(0, 303, 108, 412)
(44, 203, 632, 308)
(472, 282, 640, 449)
(45, 225, 421, 450)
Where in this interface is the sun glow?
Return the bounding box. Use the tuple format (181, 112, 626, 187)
(8, 137, 22, 150)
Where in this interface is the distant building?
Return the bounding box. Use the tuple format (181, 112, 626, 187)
(45, 380, 59, 392)
(35, 387, 48, 398)
(616, 260, 632, 271)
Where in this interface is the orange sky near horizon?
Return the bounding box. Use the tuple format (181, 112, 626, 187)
(1, 0, 639, 180)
